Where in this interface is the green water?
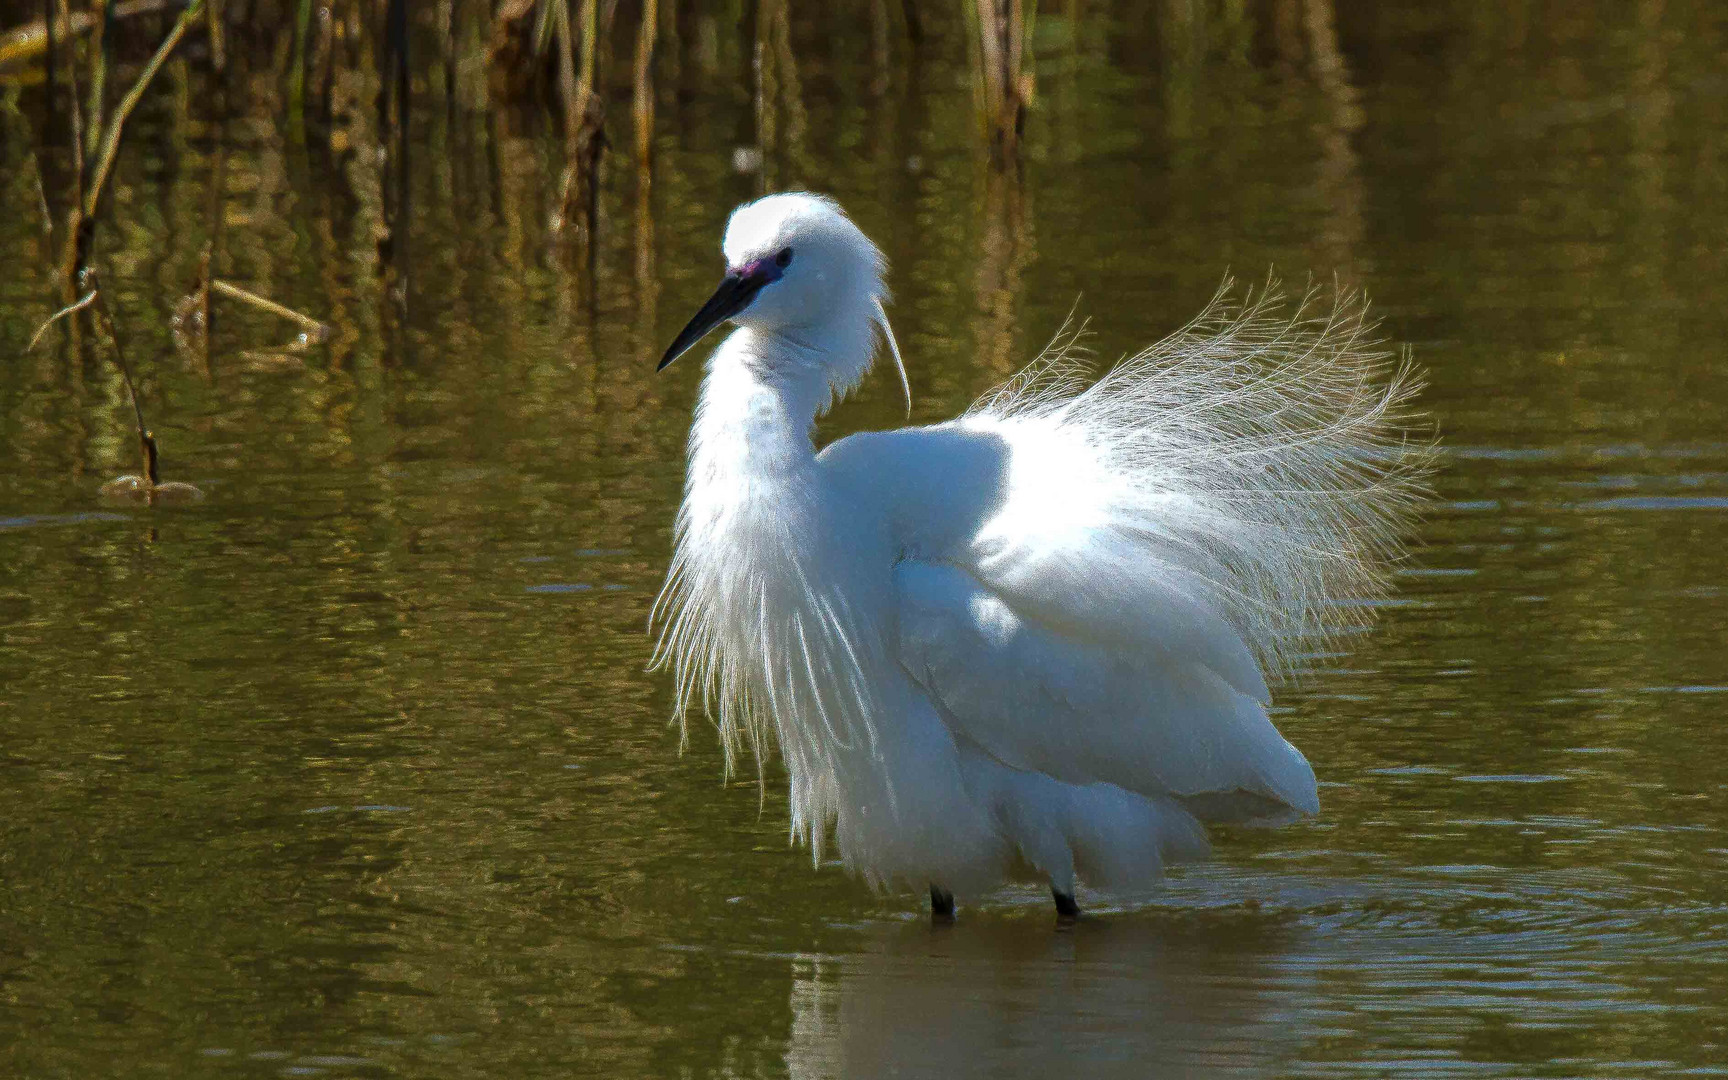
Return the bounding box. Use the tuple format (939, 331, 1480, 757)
(3, 3, 1727, 1076)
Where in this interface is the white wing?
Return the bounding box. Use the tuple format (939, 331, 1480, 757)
(894, 559, 1317, 824)
(819, 421, 1319, 825)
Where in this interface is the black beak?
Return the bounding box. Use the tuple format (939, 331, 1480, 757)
(658, 270, 770, 371)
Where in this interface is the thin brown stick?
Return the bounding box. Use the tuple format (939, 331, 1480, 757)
(210, 279, 330, 339)
(205, 0, 225, 72)
(632, 0, 657, 310)
(83, 0, 107, 164)
(82, 275, 184, 498)
(76, 272, 151, 460)
(633, 0, 657, 164)
(27, 290, 98, 350)
(577, 0, 596, 114)
(553, 0, 606, 252)
(57, 0, 83, 208)
(976, 0, 1004, 127)
(31, 155, 53, 234)
(555, 0, 579, 134)
(968, 0, 1027, 162)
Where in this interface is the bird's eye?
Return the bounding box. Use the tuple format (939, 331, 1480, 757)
(775, 247, 794, 268)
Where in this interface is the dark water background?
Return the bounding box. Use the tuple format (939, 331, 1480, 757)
(3, 2, 1727, 1076)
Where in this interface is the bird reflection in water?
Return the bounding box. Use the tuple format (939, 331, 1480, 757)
(784, 908, 1306, 1079)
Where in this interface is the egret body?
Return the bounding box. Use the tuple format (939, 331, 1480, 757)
(653, 193, 1426, 918)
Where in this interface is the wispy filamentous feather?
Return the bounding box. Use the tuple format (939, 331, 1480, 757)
(969, 277, 1435, 679)
(650, 431, 883, 867)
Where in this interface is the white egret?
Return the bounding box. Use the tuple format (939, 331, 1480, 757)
(652, 193, 1428, 920)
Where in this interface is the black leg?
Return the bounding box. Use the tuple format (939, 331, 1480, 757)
(930, 885, 955, 922)
(1053, 887, 1080, 919)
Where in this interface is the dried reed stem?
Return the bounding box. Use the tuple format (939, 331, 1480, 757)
(27, 290, 98, 350)
(84, 0, 207, 219)
(968, 0, 1029, 162)
(633, 0, 658, 164)
(210, 279, 331, 340)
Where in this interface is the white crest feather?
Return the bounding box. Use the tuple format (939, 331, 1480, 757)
(873, 296, 912, 417)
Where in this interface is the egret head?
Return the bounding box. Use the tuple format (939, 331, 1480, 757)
(659, 193, 909, 412)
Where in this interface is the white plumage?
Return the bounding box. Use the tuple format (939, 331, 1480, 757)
(652, 193, 1428, 915)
